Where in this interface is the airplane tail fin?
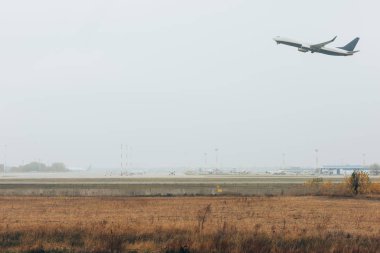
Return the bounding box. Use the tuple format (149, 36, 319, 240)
(338, 37, 360, 51)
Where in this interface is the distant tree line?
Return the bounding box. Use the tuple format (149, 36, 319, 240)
(10, 162, 69, 173)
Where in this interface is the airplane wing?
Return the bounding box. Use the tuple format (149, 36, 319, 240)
(310, 36, 337, 48)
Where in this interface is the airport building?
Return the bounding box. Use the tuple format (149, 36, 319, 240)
(321, 165, 369, 175)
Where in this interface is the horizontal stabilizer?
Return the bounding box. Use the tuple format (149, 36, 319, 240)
(349, 50, 360, 54)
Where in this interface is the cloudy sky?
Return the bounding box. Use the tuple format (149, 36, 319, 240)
(0, 0, 379, 169)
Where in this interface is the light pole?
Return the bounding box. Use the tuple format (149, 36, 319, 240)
(315, 149, 319, 174)
(362, 153, 366, 168)
(3, 144, 7, 176)
(215, 148, 219, 170)
(4, 145, 7, 175)
(125, 144, 128, 176)
(120, 144, 123, 176)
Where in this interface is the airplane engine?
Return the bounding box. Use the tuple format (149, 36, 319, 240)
(298, 47, 308, 53)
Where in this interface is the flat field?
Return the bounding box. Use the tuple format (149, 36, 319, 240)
(0, 196, 379, 252)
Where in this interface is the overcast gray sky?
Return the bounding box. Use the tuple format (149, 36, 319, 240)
(1, 0, 379, 169)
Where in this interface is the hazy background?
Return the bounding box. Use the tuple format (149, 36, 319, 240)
(0, 0, 379, 170)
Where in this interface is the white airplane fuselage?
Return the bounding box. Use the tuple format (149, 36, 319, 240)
(273, 36, 356, 56)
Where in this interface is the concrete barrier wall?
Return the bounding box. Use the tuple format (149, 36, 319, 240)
(0, 183, 318, 196)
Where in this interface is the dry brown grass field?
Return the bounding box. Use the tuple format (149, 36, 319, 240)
(0, 196, 380, 253)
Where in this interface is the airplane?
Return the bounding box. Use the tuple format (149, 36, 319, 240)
(273, 36, 360, 56)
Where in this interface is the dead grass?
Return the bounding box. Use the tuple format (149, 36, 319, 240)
(0, 196, 379, 252)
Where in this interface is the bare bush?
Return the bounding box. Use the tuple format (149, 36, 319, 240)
(196, 204, 212, 232)
(345, 171, 371, 195)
